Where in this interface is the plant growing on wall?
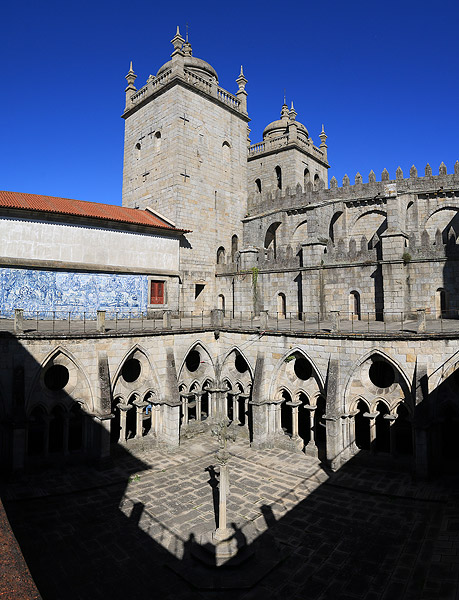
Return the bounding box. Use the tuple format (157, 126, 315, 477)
(402, 252, 412, 265)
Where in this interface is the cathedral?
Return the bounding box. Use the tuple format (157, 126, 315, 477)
(1, 26, 459, 481)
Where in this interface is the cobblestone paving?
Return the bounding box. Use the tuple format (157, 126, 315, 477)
(2, 438, 459, 600)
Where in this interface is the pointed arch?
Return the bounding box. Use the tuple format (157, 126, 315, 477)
(269, 347, 325, 401)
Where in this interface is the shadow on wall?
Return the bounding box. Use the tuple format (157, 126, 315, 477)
(0, 336, 459, 599)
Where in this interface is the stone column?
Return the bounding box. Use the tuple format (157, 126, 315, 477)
(213, 449, 231, 542)
(340, 413, 351, 461)
(330, 311, 340, 332)
(97, 310, 106, 333)
(385, 413, 398, 455)
(230, 392, 241, 424)
(416, 309, 426, 333)
(363, 412, 379, 452)
(348, 410, 359, 455)
(287, 400, 301, 437)
(304, 405, 317, 457)
(194, 391, 203, 421)
(92, 413, 113, 463)
(134, 401, 148, 439)
(181, 394, 189, 426)
(118, 404, 131, 443)
(163, 310, 172, 329)
(14, 309, 24, 333)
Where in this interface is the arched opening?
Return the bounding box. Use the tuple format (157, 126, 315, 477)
(280, 390, 292, 436)
(314, 396, 327, 460)
(304, 168, 310, 188)
(264, 222, 281, 258)
(44, 364, 69, 391)
(126, 395, 137, 440)
(394, 404, 412, 455)
(68, 403, 84, 452)
(216, 246, 226, 265)
(154, 131, 161, 151)
(329, 211, 344, 244)
(298, 393, 310, 444)
(277, 293, 286, 318)
(369, 360, 395, 388)
(231, 235, 238, 262)
(354, 400, 370, 450)
(49, 406, 65, 453)
(350, 290, 361, 320)
(436, 288, 448, 318)
(217, 294, 225, 311)
(135, 142, 141, 159)
(142, 393, 153, 436)
(275, 166, 282, 190)
(27, 406, 47, 457)
(255, 178, 262, 193)
(201, 379, 212, 420)
(375, 402, 390, 453)
(122, 358, 141, 383)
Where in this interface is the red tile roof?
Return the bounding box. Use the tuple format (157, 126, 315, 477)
(0, 191, 187, 233)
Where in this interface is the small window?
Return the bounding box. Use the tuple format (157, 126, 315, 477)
(135, 142, 141, 159)
(154, 131, 161, 151)
(255, 178, 262, 193)
(150, 281, 164, 304)
(217, 247, 226, 264)
(304, 168, 310, 187)
(275, 166, 282, 190)
(195, 284, 205, 299)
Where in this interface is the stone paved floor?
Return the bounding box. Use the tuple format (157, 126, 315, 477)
(2, 437, 459, 600)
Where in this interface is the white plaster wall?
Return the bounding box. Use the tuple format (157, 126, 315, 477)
(0, 218, 180, 272)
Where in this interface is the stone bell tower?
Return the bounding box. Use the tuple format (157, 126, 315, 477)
(122, 27, 250, 311)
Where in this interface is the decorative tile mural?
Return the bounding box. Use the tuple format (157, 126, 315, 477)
(0, 268, 148, 319)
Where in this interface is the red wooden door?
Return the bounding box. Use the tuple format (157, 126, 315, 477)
(150, 281, 164, 304)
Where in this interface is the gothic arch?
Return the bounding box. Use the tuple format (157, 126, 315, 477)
(178, 341, 216, 388)
(113, 345, 160, 402)
(269, 347, 325, 402)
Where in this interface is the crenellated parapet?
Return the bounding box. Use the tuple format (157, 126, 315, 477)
(246, 161, 459, 216)
(407, 226, 459, 261)
(323, 236, 377, 265)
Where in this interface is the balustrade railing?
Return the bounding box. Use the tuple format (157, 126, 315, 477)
(4, 307, 459, 336)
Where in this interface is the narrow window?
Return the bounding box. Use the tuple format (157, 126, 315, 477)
(231, 235, 238, 262)
(217, 247, 226, 264)
(255, 178, 262, 193)
(195, 284, 205, 299)
(304, 168, 310, 188)
(275, 166, 282, 190)
(135, 142, 141, 159)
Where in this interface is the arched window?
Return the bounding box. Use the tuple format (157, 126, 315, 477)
(255, 178, 262, 193)
(222, 141, 231, 163)
(281, 390, 292, 436)
(264, 222, 281, 258)
(329, 211, 344, 244)
(218, 294, 225, 311)
(135, 142, 141, 159)
(304, 168, 310, 188)
(154, 131, 161, 151)
(231, 235, 238, 262)
(314, 174, 320, 183)
(350, 290, 361, 320)
(275, 166, 282, 190)
(217, 246, 226, 264)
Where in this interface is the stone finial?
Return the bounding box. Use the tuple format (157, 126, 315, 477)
(439, 161, 447, 176)
(425, 163, 432, 177)
(342, 174, 350, 187)
(455, 160, 459, 175)
(368, 170, 376, 183)
(125, 61, 137, 88)
(171, 26, 185, 54)
(381, 168, 390, 182)
(448, 226, 456, 243)
(360, 236, 368, 252)
(330, 176, 338, 189)
(289, 101, 297, 121)
(396, 166, 403, 180)
(410, 165, 418, 178)
(280, 102, 289, 119)
(236, 66, 247, 91)
(349, 238, 357, 256)
(319, 124, 327, 151)
(355, 172, 362, 185)
(296, 182, 303, 196)
(408, 232, 417, 249)
(421, 230, 430, 247)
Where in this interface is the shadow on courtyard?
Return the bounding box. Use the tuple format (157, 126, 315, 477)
(1, 335, 459, 600)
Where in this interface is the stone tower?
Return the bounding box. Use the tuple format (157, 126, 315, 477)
(122, 28, 250, 311)
(247, 102, 329, 195)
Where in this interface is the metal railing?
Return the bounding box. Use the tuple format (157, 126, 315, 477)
(3, 307, 459, 336)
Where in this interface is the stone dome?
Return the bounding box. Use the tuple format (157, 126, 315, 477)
(156, 56, 218, 82)
(263, 103, 309, 141)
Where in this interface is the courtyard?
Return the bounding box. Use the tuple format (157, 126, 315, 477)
(2, 436, 459, 600)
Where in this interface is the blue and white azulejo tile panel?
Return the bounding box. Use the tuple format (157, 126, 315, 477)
(0, 268, 148, 319)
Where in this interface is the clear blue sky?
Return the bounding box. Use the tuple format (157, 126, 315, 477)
(2, 0, 458, 206)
